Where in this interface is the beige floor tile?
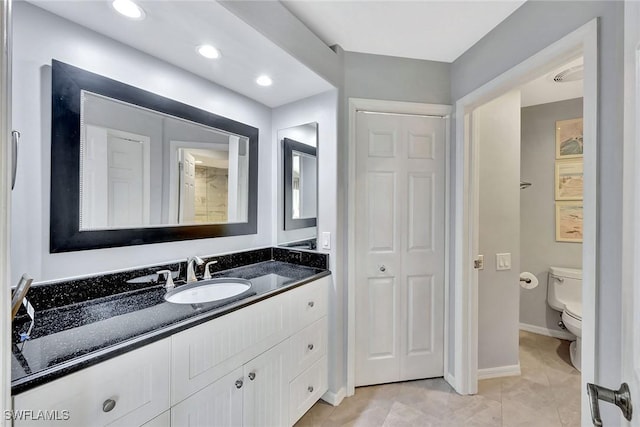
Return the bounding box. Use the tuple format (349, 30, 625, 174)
(295, 331, 581, 427)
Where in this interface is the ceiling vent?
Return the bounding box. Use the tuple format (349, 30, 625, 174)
(552, 65, 584, 83)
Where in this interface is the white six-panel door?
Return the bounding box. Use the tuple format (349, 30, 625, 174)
(354, 111, 445, 386)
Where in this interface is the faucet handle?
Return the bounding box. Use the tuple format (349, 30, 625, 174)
(156, 270, 174, 290)
(203, 260, 219, 280)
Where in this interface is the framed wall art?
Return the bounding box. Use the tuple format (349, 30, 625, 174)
(555, 159, 583, 200)
(556, 201, 583, 243)
(556, 118, 583, 159)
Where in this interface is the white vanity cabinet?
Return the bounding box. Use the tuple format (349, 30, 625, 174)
(286, 279, 329, 425)
(12, 275, 330, 427)
(12, 338, 171, 427)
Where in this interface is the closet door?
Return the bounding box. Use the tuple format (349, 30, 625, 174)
(354, 111, 445, 386)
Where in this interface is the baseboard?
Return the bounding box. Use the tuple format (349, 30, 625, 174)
(444, 372, 456, 388)
(321, 387, 346, 406)
(519, 322, 575, 341)
(477, 364, 521, 380)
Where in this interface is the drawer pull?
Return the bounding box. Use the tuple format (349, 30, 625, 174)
(102, 399, 116, 413)
(308, 386, 314, 393)
(308, 343, 314, 351)
(235, 379, 244, 389)
(308, 301, 315, 308)
(248, 372, 256, 381)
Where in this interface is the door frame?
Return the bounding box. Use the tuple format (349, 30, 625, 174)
(0, 0, 10, 420)
(622, 0, 640, 422)
(451, 18, 597, 421)
(346, 98, 452, 396)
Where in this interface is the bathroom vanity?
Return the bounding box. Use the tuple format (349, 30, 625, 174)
(11, 248, 330, 427)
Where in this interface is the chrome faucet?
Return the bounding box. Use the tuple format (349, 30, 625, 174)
(186, 256, 204, 283)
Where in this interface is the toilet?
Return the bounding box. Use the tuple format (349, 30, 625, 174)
(547, 266, 582, 371)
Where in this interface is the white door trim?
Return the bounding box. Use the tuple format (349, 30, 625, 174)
(0, 0, 11, 420)
(622, 2, 640, 425)
(452, 19, 598, 423)
(347, 98, 452, 396)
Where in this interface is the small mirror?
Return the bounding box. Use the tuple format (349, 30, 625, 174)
(280, 123, 318, 234)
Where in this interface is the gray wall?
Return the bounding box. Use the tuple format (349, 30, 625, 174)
(450, 0, 624, 404)
(477, 90, 521, 370)
(344, 51, 450, 104)
(520, 98, 583, 333)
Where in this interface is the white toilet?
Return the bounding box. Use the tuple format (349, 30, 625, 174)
(547, 266, 582, 371)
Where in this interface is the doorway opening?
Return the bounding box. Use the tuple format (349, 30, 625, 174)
(451, 19, 597, 425)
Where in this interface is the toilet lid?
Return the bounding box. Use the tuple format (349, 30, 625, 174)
(564, 302, 582, 320)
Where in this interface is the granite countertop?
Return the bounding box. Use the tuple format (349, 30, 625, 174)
(11, 260, 330, 394)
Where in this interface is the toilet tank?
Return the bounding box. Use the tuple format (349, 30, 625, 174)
(547, 266, 582, 312)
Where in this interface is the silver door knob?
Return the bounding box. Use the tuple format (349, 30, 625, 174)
(248, 372, 256, 381)
(587, 382, 632, 426)
(308, 301, 314, 308)
(235, 379, 244, 389)
(308, 344, 314, 351)
(102, 399, 116, 413)
(308, 386, 314, 393)
(380, 265, 386, 272)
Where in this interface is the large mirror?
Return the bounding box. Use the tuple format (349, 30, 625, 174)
(51, 60, 258, 252)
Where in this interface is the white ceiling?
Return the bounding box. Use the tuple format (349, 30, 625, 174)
(520, 57, 584, 107)
(282, 1, 526, 63)
(28, 0, 334, 108)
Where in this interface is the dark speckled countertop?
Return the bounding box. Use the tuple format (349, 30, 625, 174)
(11, 259, 330, 394)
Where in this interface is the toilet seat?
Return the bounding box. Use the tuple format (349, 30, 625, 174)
(564, 302, 582, 321)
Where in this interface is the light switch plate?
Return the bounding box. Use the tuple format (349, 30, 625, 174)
(496, 253, 511, 271)
(321, 232, 331, 250)
(474, 255, 484, 270)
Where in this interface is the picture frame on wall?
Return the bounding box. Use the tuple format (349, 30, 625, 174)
(555, 159, 583, 200)
(556, 118, 583, 159)
(556, 201, 583, 243)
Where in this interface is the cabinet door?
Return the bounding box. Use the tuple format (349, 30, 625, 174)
(171, 368, 243, 427)
(243, 341, 289, 427)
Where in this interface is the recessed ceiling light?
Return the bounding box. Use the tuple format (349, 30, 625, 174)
(112, 0, 145, 20)
(197, 45, 220, 59)
(256, 75, 273, 87)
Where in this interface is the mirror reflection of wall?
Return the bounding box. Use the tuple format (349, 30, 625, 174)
(79, 91, 250, 230)
(291, 151, 318, 220)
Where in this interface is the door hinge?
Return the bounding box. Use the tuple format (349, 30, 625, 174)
(473, 255, 484, 270)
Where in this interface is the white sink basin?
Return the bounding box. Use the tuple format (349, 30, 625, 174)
(164, 278, 252, 304)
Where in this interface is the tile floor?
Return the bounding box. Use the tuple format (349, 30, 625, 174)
(295, 331, 581, 427)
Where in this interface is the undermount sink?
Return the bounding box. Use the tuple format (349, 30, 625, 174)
(164, 278, 252, 304)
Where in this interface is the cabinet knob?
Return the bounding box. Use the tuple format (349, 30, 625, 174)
(102, 399, 116, 413)
(380, 265, 386, 272)
(235, 379, 244, 389)
(248, 372, 256, 381)
(308, 386, 314, 393)
(308, 344, 314, 351)
(308, 301, 314, 308)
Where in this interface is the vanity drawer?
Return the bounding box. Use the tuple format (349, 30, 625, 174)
(171, 290, 290, 405)
(289, 356, 328, 425)
(290, 276, 329, 332)
(289, 317, 327, 380)
(13, 339, 171, 427)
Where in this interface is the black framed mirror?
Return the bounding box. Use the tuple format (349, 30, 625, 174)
(283, 137, 317, 230)
(50, 60, 258, 252)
